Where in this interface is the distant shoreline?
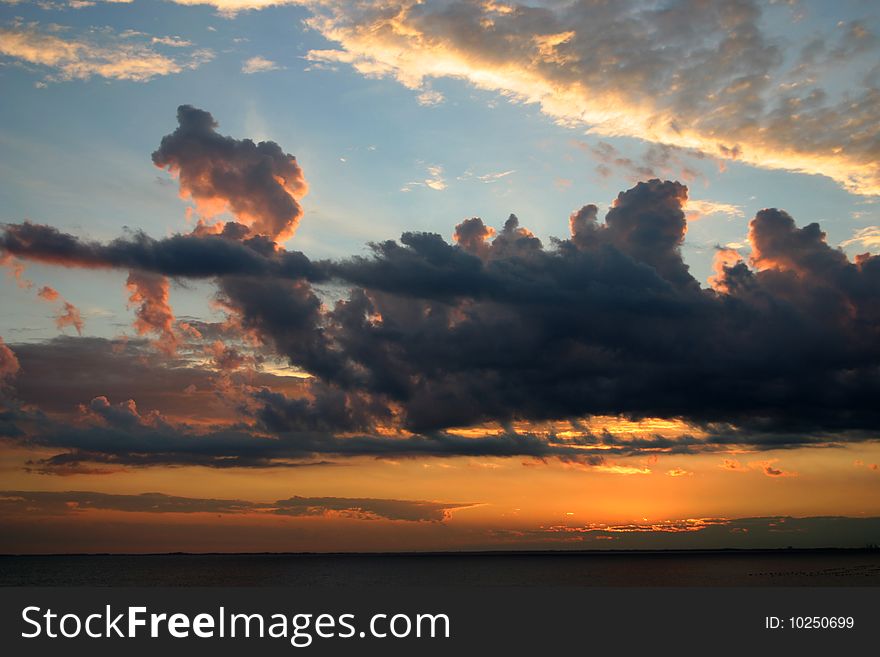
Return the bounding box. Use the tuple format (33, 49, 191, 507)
(2, 546, 878, 558)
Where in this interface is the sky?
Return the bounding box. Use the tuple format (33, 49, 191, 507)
(0, 0, 879, 553)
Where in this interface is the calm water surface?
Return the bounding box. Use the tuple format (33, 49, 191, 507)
(2, 551, 879, 586)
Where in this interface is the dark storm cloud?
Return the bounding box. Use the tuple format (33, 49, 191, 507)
(152, 105, 308, 241)
(250, 384, 390, 434)
(3, 176, 880, 456)
(10, 399, 858, 473)
(9, 337, 224, 418)
(0, 491, 469, 522)
(10, 408, 603, 471)
(0, 221, 324, 280)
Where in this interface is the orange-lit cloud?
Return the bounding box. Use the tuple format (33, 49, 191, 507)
(0, 490, 472, 523)
(841, 226, 880, 253)
(126, 271, 178, 354)
(751, 459, 798, 478)
(708, 247, 745, 291)
(152, 105, 308, 241)
(35, 285, 85, 335)
(0, 253, 32, 289)
(0, 22, 213, 83)
(36, 285, 59, 301)
(0, 337, 19, 381)
(56, 301, 84, 335)
(168, 0, 298, 15)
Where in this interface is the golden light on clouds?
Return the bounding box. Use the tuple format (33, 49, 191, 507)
(301, 0, 880, 195)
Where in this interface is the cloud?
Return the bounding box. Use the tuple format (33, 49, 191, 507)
(685, 199, 744, 222)
(3, 1, 135, 7)
(152, 105, 308, 241)
(56, 301, 84, 335)
(841, 226, 880, 253)
(272, 496, 473, 522)
(32, 284, 85, 335)
(4, 174, 880, 451)
(401, 165, 447, 192)
(2, 102, 880, 465)
(0, 337, 20, 382)
(167, 0, 300, 15)
(416, 88, 444, 106)
(126, 271, 179, 354)
(241, 55, 282, 74)
(751, 459, 798, 478)
(579, 140, 706, 184)
(511, 516, 880, 550)
(0, 22, 213, 83)
(36, 286, 59, 301)
(0, 490, 253, 515)
(458, 169, 516, 184)
(0, 221, 324, 280)
(302, 0, 880, 195)
(0, 490, 469, 522)
(4, 336, 249, 421)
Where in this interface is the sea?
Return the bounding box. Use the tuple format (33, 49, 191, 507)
(2, 549, 879, 586)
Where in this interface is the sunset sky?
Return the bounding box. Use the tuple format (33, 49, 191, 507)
(1, 0, 879, 553)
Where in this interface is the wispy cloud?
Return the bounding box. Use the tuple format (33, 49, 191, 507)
(685, 199, 744, 222)
(840, 226, 880, 252)
(167, 0, 299, 16)
(0, 21, 213, 83)
(458, 169, 516, 184)
(401, 164, 446, 192)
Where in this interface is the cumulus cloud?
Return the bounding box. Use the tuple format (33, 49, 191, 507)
(0, 22, 213, 83)
(302, 0, 880, 195)
(152, 105, 308, 241)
